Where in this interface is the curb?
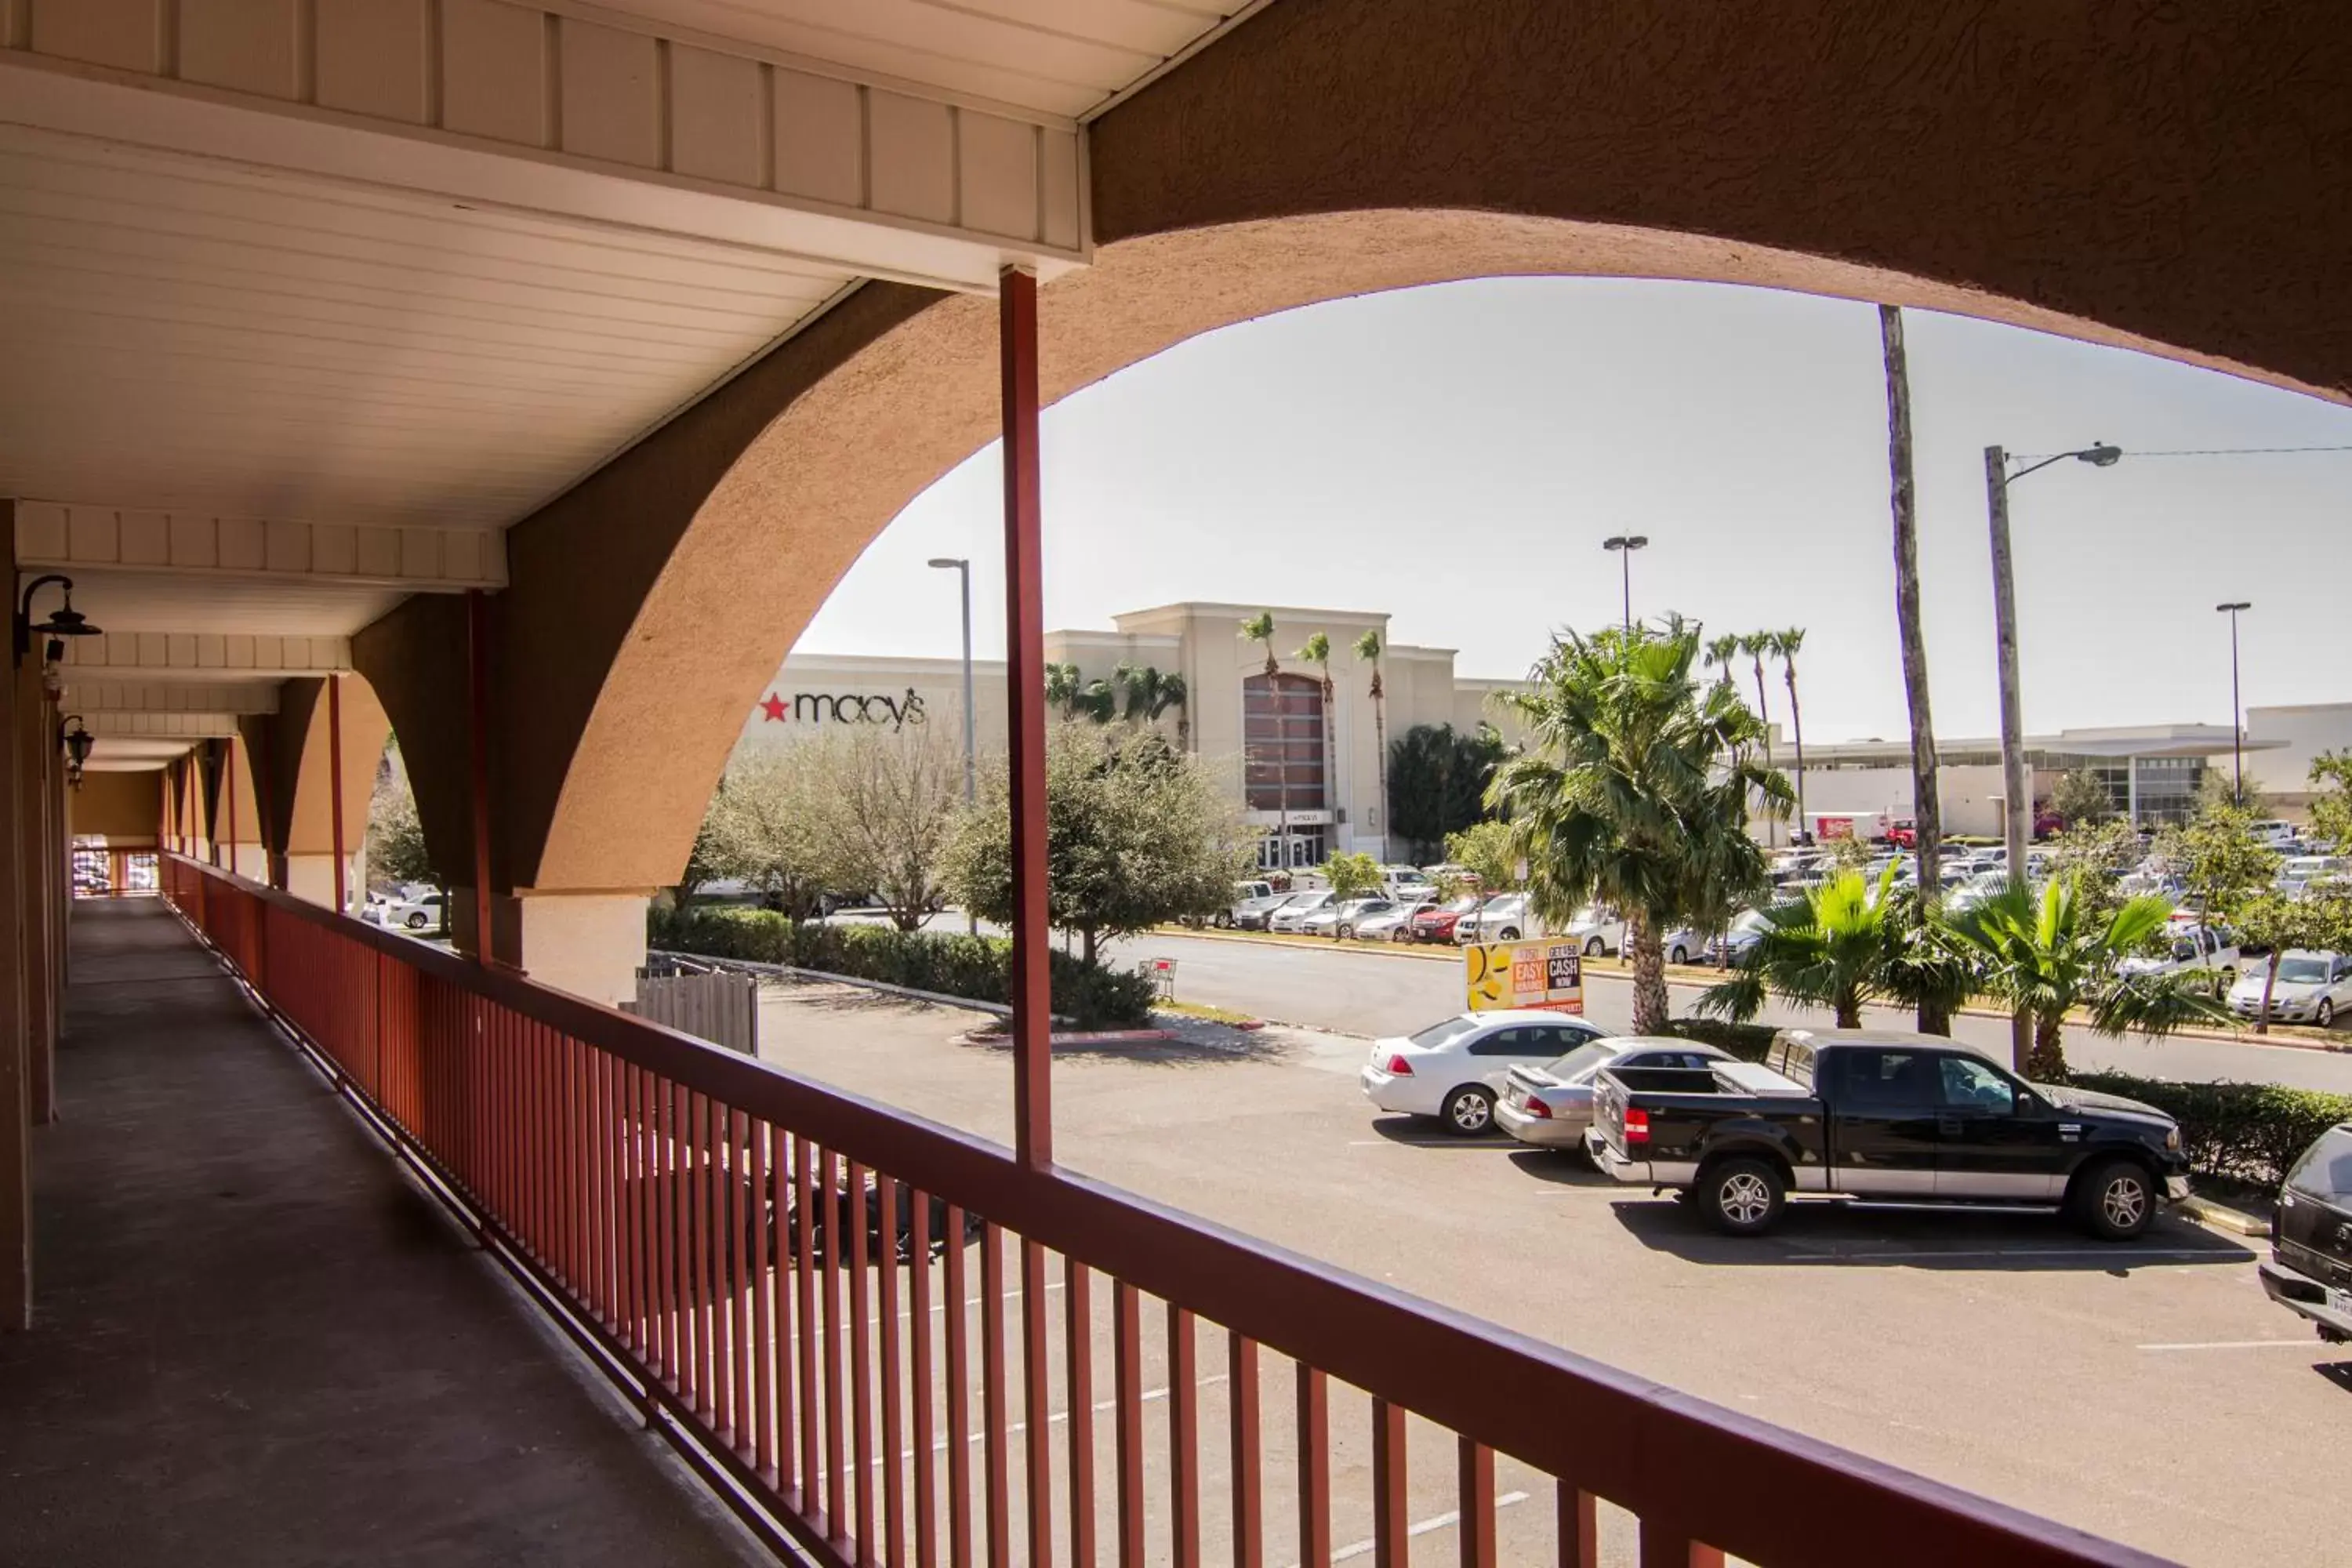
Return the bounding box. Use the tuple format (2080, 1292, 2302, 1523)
(956, 1026, 1180, 1048)
(2181, 1196, 2270, 1237)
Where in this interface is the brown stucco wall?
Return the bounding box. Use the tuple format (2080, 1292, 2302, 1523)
(368, 0, 2352, 893)
(67, 771, 158, 842)
(236, 677, 387, 861)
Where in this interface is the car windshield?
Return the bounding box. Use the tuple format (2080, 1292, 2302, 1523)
(2285, 1127, 2352, 1201)
(1730, 910, 1770, 935)
(1442, 897, 1479, 913)
(1546, 1040, 1618, 1082)
(1408, 1016, 1483, 1051)
(2276, 956, 2330, 985)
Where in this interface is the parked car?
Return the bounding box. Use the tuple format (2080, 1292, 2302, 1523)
(1356, 895, 1436, 942)
(1301, 897, 1404, 939)
(1379, 866, 1436, 900)
(1268, 891, 1334, 934)
(1587, 1028, 2190, 1239)
(2228, 950, 2352, 1028)
(383, 888, 448, 931)
(1657, 923, 1708, 966)
(1455, 892, 1545, 945)
(2259, 1121, 2352, 1345)
(2118, 922, 2241, 990)
(1555, 906, 1625, 956)
(1408, 895, 1486, 945)
(2278, 855, 2349, 896)
(1704, 908, 1772, 965)
(2248, 818, 2300, 851)
(1221, 888, 1290, 930)
(1359, 1011, 1616, 1135)
(1496, 1036, 1733, 1150)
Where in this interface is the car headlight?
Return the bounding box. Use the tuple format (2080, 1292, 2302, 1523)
(2165, 1127, 2181, 1152)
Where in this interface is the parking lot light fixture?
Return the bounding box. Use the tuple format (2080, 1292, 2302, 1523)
(2216, 601, 2252, 802)
(1602, 535, 1649, 630)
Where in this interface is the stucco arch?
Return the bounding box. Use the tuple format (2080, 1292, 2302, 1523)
(240, 673, 390, 904)
(376, 0, 2351, 895)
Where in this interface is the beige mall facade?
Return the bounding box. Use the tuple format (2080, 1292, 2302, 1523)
(735, 603, 1525, 867)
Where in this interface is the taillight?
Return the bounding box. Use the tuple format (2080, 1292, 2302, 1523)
(1524, 1096, 1552, 1120)
(1384, 1054, 1413, 1076)
(1623, 1107, 1650, 1145)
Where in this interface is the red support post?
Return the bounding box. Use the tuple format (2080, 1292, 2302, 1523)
(225, 735, 239, 877)
(328, 673, 347, 914)
(467, 589, 494, 963)
(999, 264, 1052, 1172)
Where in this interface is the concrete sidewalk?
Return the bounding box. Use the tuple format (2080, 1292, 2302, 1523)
(0, 898, 760, 1568)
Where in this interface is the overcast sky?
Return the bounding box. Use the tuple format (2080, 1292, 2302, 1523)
(797, 277, 2352, 744)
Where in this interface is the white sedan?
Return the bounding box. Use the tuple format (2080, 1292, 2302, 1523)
(1359, 1011, 1616, 1135)
(2230, 950, 2352, 1028)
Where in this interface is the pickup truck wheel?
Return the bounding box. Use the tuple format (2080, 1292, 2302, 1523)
(2072, 1158, 2156, 1241)
(1213, 912, 1233, 929)
(1441, 1086, 1496, 1136)
(1698, 1157, 1785, 1236)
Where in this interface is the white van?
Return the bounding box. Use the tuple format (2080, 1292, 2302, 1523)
(1380, 866, 1435, 899)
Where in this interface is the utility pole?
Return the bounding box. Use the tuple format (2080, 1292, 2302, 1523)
(1880, 306, 1947, 1034)
(1984, 445, 2032, 1071)
(2216, 601, 2251, 802)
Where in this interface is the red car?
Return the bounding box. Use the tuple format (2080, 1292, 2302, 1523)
(1409, 895, 1486, 944)
(1888, 819, 1917, 849)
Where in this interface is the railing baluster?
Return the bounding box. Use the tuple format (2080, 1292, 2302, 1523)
(731, 1107, 753, 1452)
(1457, 1438, 1495, 1568)
(1638, 1525, 1722, 1568)
(943, 1202, 971, 1568)
(674, 1081, 695, 1404)
(628, 1065, 648, 1358)
(1371, 1399, 1406, 1568)
(1022, 1238, 1053, 1568)
(753, 1118, 775, 1482)
(1296, 1367, 1328, 1568)
(1558, 1483, 1598, 1568)
(822, 1147, 848, 1545)
(797, 1137, 820, 1515)
(769, 1123, 793, 1490)
(1228, 1334, 1259, 1568)
(1113, 1282, 1144, 1568)
(1169, 1305, 1199, 1568)
(695, 1092, 717, 1423)
(981, 1222, 1009, 1568)
(879, 1175, 906, 1568)
(851, 1160, 877, 1566)
(1065, 1261, 1094, 1568)
(911, 1190, 938, 1568)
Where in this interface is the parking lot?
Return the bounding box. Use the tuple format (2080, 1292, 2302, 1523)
(755, 979, 2344, 1568)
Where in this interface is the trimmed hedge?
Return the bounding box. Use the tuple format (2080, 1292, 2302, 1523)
(652, 906, 1156, 1030)
(2064, 1070, 2352, 1189)
(1664, 1017, 1778, 1062)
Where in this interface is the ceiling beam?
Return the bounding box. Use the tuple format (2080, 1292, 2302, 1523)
(15, 501, 503, 591)
(60, 631, 350, 680)
(82, 712, 241, 739)
(62, 681, 278, 717)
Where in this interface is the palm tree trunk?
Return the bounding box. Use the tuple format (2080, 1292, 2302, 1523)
(1372, 681, 1388, 858)
(1626, 909, 1671, 1033)
(2026, 1011, 2067, 1080)
(1881, 304, 1950, 1036)
(1784, 664, 1807, 836)
(1835, 985, 1861, 1030)
(1750, 659, 1775, 847)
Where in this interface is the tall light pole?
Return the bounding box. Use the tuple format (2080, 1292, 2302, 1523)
(1602, 535, 1648, 630)
(929, 557, 977, 932)
(1985, 440, 2120, 1069)
(2216, 601, 2251, 803)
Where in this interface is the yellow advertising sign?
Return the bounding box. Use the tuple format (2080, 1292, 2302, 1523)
(1463, 940, 1585, 1014)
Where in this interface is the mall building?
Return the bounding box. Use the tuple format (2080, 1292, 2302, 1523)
(735, 602, 1527, 867)
(1798, 704, 2352, 834)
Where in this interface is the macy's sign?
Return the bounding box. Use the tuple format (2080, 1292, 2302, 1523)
(757, 688, 929, 731)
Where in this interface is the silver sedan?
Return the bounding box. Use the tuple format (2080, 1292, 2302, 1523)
(1495, 1037, 1734, 1150)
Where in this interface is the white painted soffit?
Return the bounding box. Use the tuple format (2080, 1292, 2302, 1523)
(61, 632, 350, 681)
(82, 711, 241, 739)
(62, 681, 280, 717)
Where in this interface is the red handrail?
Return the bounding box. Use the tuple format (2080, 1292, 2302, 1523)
(158, 853, 2171, 1568)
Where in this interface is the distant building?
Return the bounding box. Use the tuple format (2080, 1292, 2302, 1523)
(738, 603, 1529, 867)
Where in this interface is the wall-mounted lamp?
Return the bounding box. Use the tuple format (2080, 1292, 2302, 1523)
(13, 574, 102, 667)
(59, 714, 93, 790)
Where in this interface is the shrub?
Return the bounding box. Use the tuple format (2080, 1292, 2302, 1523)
(649, 907, 1154, 1029)
(2065, 1069, 2352, 1188)
(1664, 1016, 1778, 1062)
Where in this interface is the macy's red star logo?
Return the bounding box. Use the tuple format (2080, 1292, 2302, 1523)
(758, 692, 787, 722)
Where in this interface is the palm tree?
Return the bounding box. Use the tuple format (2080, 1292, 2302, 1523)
(1738, 632, 1777, 846)
(1297, 631, 1335, 837)
(1944, 880, 2224, 1077)
(1488, 619, 1789, 1033)
(1240, 612, 1287, 866)
(1770, 627, 1809, 836)
(1044, 662, 1084, 719)
(1116, 664, 1192, 742)
(1696, 866, 1967, 1028)
(1355, 630, 1387, 853)
(1702, 632, 1743, 688)
(1881, 303, 1949, 1035)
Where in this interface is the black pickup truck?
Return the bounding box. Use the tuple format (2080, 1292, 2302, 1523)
(1587, 1029, 2190, 1239)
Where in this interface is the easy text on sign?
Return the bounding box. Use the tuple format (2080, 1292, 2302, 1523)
(1464, 940, 1584, 1014)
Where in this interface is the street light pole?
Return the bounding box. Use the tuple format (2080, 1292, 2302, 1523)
(928, 556, 977, 932)
(1602, 535, 1648, 631)
(2216, 601, 2251, 802)
(1984, 439, 2121, 1071)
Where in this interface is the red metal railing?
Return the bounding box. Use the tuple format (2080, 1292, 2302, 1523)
(159, 854, 2169, 1568)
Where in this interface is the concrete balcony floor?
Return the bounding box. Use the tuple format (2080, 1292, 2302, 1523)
(0, 899, 762, 1567)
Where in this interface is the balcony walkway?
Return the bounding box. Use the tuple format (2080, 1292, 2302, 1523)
(0, 898, 762, 1567)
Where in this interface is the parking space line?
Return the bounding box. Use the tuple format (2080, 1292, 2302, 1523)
(1299, 1490, 1532, 1566)
(1780, 1247, 2227, 1262)
(2136, 1338, 2323, 1352)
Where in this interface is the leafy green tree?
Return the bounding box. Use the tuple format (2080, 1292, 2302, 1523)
(2049, 768, 2115, 828)
(1355, 630, 1388, 848)
(818, 723, 964, 933)
(2236, 887, 2352, 1033)
(2194, 763, 2271, 818)
(1321, 850, 1384, 907)
(1944, 880, 2225, 1076)
(1823, 834, 1875, 875)
(949, 722, 1253, 968)
(2041, 818, 2143, 920)
(1488, 619, 1788, 1033)
(1698, 866, 1913, 1028)
(703, 749, 844, 921)
(2309, 750, 2352, 851)
(1443, 819, 1521, 892)
(2154, 800, 2279, 928)
(1385, 723, 1504, 862)
(366, 750, 434, 888)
